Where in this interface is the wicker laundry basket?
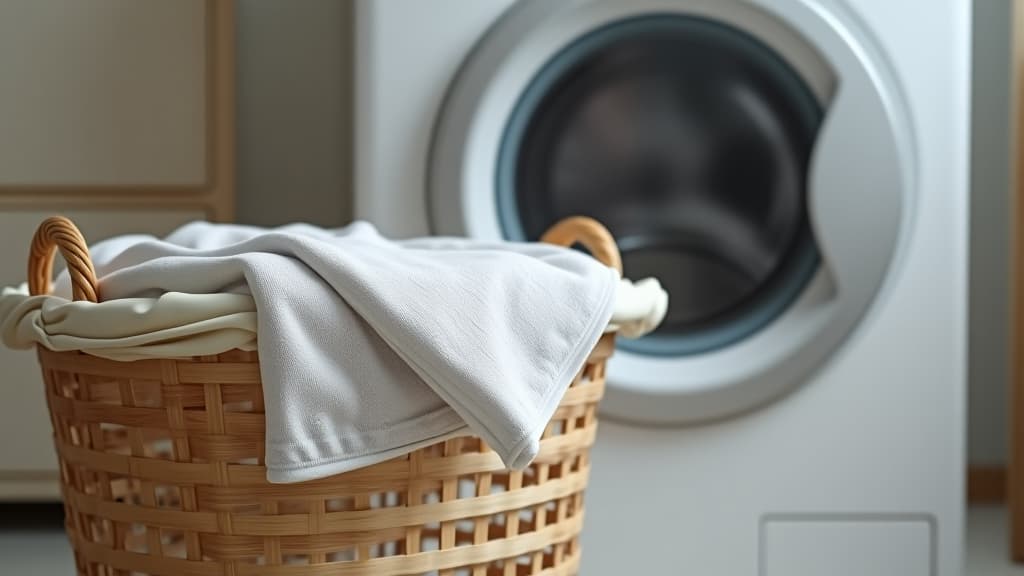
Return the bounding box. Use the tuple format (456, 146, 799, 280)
(26, 215, 622, 576)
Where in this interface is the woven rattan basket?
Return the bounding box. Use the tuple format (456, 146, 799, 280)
(26, 215, 621, 576)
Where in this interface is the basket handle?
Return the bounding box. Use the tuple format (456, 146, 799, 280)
(540, 216, 623, 275)
(28, 216, 99, 302)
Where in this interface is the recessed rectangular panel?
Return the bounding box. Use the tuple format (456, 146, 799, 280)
(0, 0, 207, 187)
(762, 517, 933, 576)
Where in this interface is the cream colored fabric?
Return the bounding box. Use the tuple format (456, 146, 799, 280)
(1, 277, 666, 362)
(1, 284, 257, 360)
(608, 277, 668, 339)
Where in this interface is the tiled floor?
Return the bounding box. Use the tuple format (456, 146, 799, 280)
(0, 505, 1019, 574)
(966, 506, 1024, 575)
(0, 504, 74, 574)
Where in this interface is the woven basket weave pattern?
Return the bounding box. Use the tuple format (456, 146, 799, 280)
(28, 215, 620, 576)
(43, 342, 611, 575)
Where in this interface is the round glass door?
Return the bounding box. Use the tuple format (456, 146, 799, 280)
(430, 0, 908, 423)
(496, 15, 822, 356)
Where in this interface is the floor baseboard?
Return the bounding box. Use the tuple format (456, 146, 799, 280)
(969, 466, 1007, 504)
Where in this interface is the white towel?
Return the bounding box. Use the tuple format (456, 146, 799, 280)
(39, 221, 620, 482)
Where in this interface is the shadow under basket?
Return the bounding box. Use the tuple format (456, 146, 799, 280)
(27, 215, 621, 576)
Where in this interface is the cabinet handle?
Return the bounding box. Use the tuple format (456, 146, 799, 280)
(541, 216, 623, 275)
(28, 216, 98, 303)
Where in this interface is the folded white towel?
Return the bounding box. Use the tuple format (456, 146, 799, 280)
(21, 221, 624, 482)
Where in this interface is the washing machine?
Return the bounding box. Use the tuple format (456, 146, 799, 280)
(353, 0, 970, 573)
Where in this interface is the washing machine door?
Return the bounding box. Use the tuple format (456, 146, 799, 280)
(430, 0, 912, 425)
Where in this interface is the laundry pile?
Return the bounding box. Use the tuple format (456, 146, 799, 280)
(1, 221, 666, 482)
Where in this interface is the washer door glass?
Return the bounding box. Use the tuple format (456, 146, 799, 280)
(497, 15, 822, 356)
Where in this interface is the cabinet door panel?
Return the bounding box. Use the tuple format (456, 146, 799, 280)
(0, 210, 204, 473)
(0, 0, 207, 187)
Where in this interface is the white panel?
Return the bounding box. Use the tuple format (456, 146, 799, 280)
(762, 519, 932, 576)
(0, 210, 205, 472)
(0, 0, 206, 186)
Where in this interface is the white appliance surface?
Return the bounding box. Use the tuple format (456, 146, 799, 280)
(354, 0, 969, 573)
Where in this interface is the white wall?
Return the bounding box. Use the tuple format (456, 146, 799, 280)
(235, 0, 353, 227)
(968, 0, 1013, 466)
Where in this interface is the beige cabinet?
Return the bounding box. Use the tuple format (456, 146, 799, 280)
(0, 1, 234, 499)
(0, 0, 233, 216)
(0, 0, 206, 187)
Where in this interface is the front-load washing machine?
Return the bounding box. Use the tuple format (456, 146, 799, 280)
(353, 0, 970, 573)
